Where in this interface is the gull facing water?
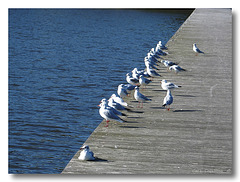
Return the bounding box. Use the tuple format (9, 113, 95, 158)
(99, 99, 126, 127)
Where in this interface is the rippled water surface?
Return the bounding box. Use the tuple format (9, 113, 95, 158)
(9, 9, 192, 173)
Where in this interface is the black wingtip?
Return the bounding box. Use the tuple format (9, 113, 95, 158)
(122, 113, 127, 116)
(125, 107, 132, 112)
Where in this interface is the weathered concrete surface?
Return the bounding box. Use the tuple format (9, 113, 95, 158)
(62, 9, 232, 174)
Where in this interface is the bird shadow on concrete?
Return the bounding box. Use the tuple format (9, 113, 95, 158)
(175, 94, 196, 97)
(150, 106, 165, 109)
(127, 116, 143, 119)
(152, 89, 166, 92)
(172, 109, 203, 113)
(119, 126, 146, 129)
(93, 157, 109, 162)
(125, 120, 139, 123)
(128, 110, 144, 113)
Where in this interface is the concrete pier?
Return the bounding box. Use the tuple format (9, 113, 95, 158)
(62, 9, 232, 174)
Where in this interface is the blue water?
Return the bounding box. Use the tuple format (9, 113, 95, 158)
(9, 9, 192, 174)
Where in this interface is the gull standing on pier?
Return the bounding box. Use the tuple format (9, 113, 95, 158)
(162, 89, 173, 111)
(108, 97, 131, 112)
(134, 86, 151, 108)
(117, 84, 129, 98)
(169, 65, 186, 74)
(126, 73, 139, 86)
(111, 94, 128, 107)
(139, 75, 152, 88)
(161, 60, 178, 68)
(146, 65, 161, 80)
(160, 79, 181, 90)
(157, 41, 168, 50)
(193, 43, 204, 55)
(78, 145, 95, 161)
(99, 99, 126, 127)
(100, 98, 127, 116)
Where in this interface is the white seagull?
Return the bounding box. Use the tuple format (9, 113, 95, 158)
(134, 86, 151, 108)
(160, 79, 181, 90)
(108, 97, 131, 112)
(169, 65, 186, 74)
(78, 145, 95, 161)
(99, 99, 126, 127)
(157, 41, 168, 50)
(161, 60, 178, 67)
(139, 75, 152, 88)
(111, 94, 128, 107)
(193, 43, 204, 55)
(117, 84, 129, 98)
(126, 73, 139, 85)
(162, 89, 173, 111)
(123, 84, 135, 94)
(146, 65, 161, 79)
(100, 99, 127, 116)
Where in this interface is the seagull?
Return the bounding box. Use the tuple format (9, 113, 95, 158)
(154, 46, 168, 56)
(111, 94, 128, 107)
(126, 73, 139, 85)
(169, 65, 186, 74)
(108, 97, 132, 112)
(162, 89, 173, 111)
(157, 41, 168, 50)
(117, 84, 129, 98)
(161, 60, 178, 67)
(134, 86, 151, 108)
(123, 84, 135, 94)
(99, 99, 126, 127)
(193, 43, 204, 55)
(146, 65, 161, 79)
(145, 58, 159, 70)
(139, 75, 152, 88)
(100, 98, 127, 116)
(78, 145, 95, 161)
(145, 56, 158, 66)
(132, 68, 141, 80)
(160, 79, 181, 90)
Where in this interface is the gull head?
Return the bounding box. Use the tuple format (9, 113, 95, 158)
(100, 98, 107, 103)
(80, 145, 89, 150)
(111, 94, 117, 98)
(161, 79, 167, 84)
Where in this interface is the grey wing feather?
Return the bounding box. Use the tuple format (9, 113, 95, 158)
(130, 78, 139, 83)
(151, 70, 160, 76)
(197, 48, 204, 54)
(105, 109, 123, 122)
(164, 95, 173, 105)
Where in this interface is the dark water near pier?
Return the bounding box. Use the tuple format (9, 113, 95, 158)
(9, 9, 192, 174)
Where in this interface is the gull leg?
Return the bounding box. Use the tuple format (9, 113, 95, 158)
(104, 120, 109, 127)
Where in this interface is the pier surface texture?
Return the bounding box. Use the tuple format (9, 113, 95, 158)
(62, 8, 232, 174)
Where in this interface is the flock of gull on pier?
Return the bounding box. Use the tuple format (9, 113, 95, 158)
(79, 41, 204, 161)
